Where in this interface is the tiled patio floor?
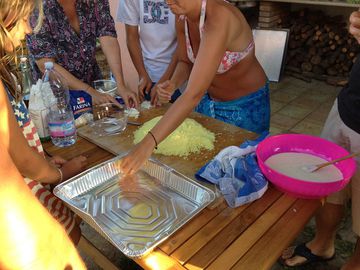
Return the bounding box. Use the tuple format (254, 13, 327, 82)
(269, 76, 340, 137)
(79, 75, 357, 270)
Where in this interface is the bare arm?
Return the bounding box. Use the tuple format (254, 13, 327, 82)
(156, 59, 191, 104)
(36, 58, 89, 91)
(35, 58, 119, 105)
(125, 24, 152, 101)
(156, 19, 192, 103)
(0, 143, 85, 270)
(157, 49, 179, 84)
(1, 87, 60, 184)
(120, 15, 230, 173)
(125, 25, 149, 81)
(151, 49, 179, 104)
(1, 82, 85, 183)
(169, 19, 192, 89)
(100, 35, 139, 108)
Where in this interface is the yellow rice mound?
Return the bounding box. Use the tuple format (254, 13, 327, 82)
(133, 116, 215, 157)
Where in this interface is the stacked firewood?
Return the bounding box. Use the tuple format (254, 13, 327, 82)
(283, 9, 359, 85)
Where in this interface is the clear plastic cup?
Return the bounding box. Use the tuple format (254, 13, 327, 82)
(93, 80, 117, 97)
(90, 103, 127, 136)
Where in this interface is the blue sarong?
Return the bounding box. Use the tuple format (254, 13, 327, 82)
(195, 82, 270, 134)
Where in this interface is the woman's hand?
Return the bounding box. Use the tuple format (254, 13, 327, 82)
(48, 155, 67, 168)
(349, 10, 360, 44)
(138, 75, 152, 102)
(59, 155, 88, 181)
(149, 83, 161, 106)
(156, 80, 176, 104)
(118, 86, 139, 108)
(87, 87, 121, 105)
(118, 135, 155, 175)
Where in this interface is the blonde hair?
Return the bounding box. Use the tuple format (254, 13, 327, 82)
(0, 0, 43, 99)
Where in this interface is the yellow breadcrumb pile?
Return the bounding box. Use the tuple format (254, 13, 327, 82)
(133, 116, 215, 157)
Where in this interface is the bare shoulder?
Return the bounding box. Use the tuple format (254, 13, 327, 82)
(206, 1, 245, 31)
(205, 1, 253, 51)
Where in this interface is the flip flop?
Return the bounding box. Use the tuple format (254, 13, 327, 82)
(281, 243, 335, 267)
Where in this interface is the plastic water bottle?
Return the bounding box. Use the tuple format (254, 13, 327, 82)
(42, 62, 77, 147)
(19, 56, 33, 105)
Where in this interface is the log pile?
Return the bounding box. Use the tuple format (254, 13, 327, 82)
(258, 2, 359, 85)
(282, 9, 359, 85)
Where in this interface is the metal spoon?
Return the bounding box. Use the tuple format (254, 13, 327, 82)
(302, 151, 360, 173)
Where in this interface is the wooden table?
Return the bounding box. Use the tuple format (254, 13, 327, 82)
(43, 107, 320, 270)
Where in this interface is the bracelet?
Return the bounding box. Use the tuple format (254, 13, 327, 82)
(57, 168, 63, 183)
(148, 131, 158, 150)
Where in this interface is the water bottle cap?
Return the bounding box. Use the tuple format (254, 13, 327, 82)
(44, 61, 54, 69)
(20, 57, 27, 62)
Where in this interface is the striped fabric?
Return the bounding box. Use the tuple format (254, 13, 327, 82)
(8, 92, 76, 234)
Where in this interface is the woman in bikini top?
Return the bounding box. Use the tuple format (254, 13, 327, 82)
(184, 0, 255, 74)
(119, 0, 269, 175)
(158, 0, 267, 102)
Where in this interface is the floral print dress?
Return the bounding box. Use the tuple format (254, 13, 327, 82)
(26, 0, 117, 85)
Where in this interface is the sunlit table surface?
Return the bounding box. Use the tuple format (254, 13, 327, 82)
(43, 107, 320, 270)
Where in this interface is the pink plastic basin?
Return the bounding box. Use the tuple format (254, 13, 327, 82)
(256, 134, 356, 199)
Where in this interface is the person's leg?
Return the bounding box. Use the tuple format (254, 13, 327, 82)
(343, 169, 360, 270)
(342, 238, 360, 270)
(282, 202, 344, 267)
(282, 100, 348, 266)
(310, 203, 344, 254)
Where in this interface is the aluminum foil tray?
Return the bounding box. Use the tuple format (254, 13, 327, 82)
(54, 154, 215, 258)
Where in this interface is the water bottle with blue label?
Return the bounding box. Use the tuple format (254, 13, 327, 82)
(42, 62, 77, 147)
